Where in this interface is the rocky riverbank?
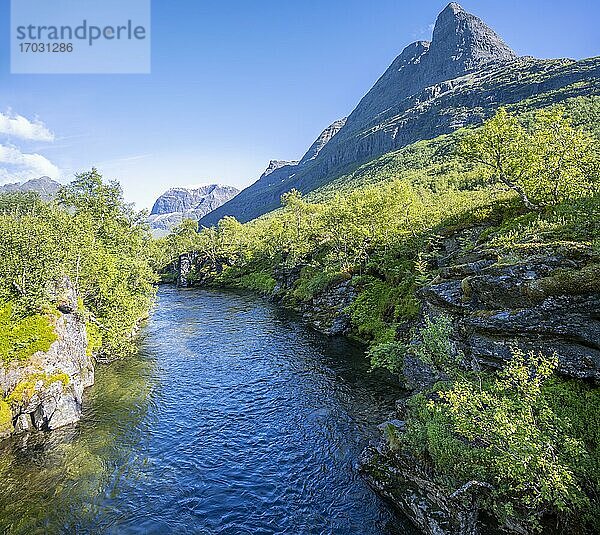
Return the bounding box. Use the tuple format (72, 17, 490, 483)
(0, 279, 94, 439)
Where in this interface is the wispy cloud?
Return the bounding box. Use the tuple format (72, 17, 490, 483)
(96, 154, 151, 167)
(0, 143, 60, 183)
(0, 110, 55, 142)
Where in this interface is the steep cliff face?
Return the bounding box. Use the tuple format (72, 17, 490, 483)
(148, 184, 239, 232)
(0, 279, 94, 438)
(199, 2, 600, 226)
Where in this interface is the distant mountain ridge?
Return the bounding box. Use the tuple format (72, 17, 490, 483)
(199, 2, 600, 226)
(148, 184, 239, 233)
(0, 176, 61, 199)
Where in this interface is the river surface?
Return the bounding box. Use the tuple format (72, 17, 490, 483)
(0, 286, 415, 534)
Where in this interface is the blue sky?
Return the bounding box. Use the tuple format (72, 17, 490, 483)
(0, 0, 598, 211)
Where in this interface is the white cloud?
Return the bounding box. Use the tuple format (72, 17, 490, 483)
(0, 111, 55, 142)
(0, 144, 60, 183)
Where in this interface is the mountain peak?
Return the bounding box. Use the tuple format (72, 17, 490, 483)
(429, 2, 516, 76)
(440, 2, 465, 16)
(0, 176, 61, 199)
(261, 160, 299, 179)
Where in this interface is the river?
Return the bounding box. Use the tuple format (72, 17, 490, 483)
(0, 286, 415, 534)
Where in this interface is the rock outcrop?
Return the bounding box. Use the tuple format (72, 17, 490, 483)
(148, 184, 239, 233)
(272, 265, 356, 336)
(261, 160, 299, 178)
(405, 230, 600, 389)
(0, 278, 94, 438)
(199, 3, 600, 226)
(361, 418, 496, 535)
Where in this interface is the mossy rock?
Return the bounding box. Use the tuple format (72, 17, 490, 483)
(7, 372, 70, 407)
(0, 302, 58, 364)
(536, 263, 600, 296)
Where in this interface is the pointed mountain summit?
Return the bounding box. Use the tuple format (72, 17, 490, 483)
(344, 2, 517, 132)
(428, 2, 516, 78)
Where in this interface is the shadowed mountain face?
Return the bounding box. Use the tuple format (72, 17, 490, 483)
(148, 184, 239, 233)
(0, 176, 61, 199)
(199, 2, 600, 227)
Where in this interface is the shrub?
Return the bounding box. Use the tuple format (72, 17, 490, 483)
(367, 341, 407, 374)
(403, 349, 595, 531)
(292, 268, 347, 301)
(413, 315, 462, 375)
(237, 272, 276, 294)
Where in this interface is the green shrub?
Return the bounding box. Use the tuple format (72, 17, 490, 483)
(413, 315, 462, 375)
(367, 341, 406, 374)
(403, 349, 597, 531)
(293, 268, 348, 301)
(85, 321, 103, 356)
(237, 272, 276, 294)
(346, 277, 397, 343)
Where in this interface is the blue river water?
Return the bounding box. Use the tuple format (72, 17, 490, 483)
(0, 286, 416, 534)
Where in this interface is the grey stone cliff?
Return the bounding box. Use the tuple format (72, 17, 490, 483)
(148, 184, 239, 232)
(0, 278, 94, 438)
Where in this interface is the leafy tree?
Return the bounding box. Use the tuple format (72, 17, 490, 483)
(460, 108, 538, 209)
(0, 169, 156, 359)
(528, 107, 599, 204)
(461, 107, 599, 208)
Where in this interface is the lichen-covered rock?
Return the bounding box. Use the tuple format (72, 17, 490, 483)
(0, 277, 94, 437)
(411, 233, 600, 383)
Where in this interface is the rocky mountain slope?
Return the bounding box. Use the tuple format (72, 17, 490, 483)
(148, 184, 239, 232)
(200, 2, 600, 226)
(0, 176, 61, 199)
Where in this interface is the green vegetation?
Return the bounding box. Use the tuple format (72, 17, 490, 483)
(236, 272, 276, 294)
(0, 169, 156, 362)
(404, 349, 599, 530)
(0, 302, 57, 364)
(460, 107, 599, 209)
(155, 97, 600, 347)
(7, 372, 70, 407)
(0, 399, 13, 437)
(154, 96, 600, 531)
(292, 269, 348, 301)
(413, 315, 462, 375)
